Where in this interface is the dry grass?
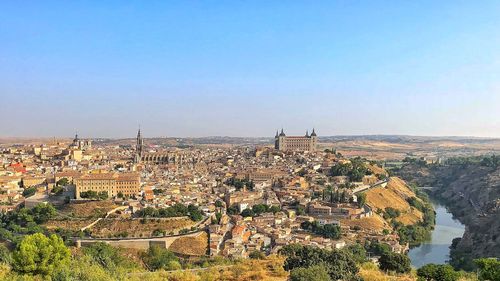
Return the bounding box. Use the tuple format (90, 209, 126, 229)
(365, 177, 423, 226)
(367, 164, 388, 176)
(359, 262, 417, 281)
(89, 218, 195, 238)
(341, 214, 390, 233)
(127, 255, 288, 281)
(169, 232, 208, 256)
(58, 200, 119, 219)
(44, 218, 96, 231)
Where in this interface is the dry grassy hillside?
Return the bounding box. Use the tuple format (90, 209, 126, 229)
(89, 218, 195, 238)
(169, 232, 208, 257)
(365, 177, 423, 225)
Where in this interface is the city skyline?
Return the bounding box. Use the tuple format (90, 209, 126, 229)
(1, 1, 500, 138)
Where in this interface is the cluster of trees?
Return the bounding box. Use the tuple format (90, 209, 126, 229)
(79, 190, 108, 200)
(0, 203, 56, 242)
(378, 251, 411, 273)
(56, 178, 69, 187)
(388, 195, 435, 247)
(330, 157, 372, 182)
(49, 178, 70, 195)
(416, 260, 497, 281)
(240, 204, 281, 217)
(0, 232, 247, 280)
(322, 187, 352, 204)
(300, 221, 341, 239)
(474, 258, 500, 281)
(417, 264, 461, 281)
(225, 177, 255, 190)
(383, 207, 401, 219)
(7, 233, 70, 276)
(280, 244, 361, 281)
(480, 155, 500, 168)
(136, 203, 204, 221)
(321, 188, 366, 208)
(402, 157, 428, 167)
(22, 187, 37, 198)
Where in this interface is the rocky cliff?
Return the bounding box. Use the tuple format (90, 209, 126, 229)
(394, 162, 500, 270)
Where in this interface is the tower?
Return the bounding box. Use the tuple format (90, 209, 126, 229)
(310, 128, 317, 151)
(275, 128, 286, 150)
(134, 128, 144, 163)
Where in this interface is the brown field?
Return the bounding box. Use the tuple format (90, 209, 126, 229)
(367, 164, 388, 176)
(44, 218, 96, 231)
(89, 217, 195, 238)
(169, 232, 208, 256)
(341, 214, 390, 233)
(58, 201, 119, 219)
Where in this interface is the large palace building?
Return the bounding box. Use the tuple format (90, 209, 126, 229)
(274, 128, 318, 152)
(74, 172, 140, 199)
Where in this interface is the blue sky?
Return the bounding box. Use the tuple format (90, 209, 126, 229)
(1, 1, 499, 138)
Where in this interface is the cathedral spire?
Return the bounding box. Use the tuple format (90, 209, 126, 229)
(311, 128, 317, 137)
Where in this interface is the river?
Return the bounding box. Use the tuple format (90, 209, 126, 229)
(408, 201, 465, 268)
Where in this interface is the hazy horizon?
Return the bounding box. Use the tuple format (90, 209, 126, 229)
(1, 1, 500, 138)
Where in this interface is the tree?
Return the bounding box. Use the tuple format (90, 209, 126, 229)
(346, 244, 367, 264)
(474, 258, 500, 281)
(13, 233, 70, 276)
(30, 203, 57, 224)
(280, 244, 359, 281)
(290, 265, 331, 281)
(417, 264, 460, 281)
(269, 205, 281, 214)
(215, 200, 224, 208)
(142, 246, 179, 271)
(357, 192, 367, 208)
(379, 251, 411, 274)
(82, 242, 126, 270)
(51, 185, 64, 195)
(0, 244, 12, 265)
(22, 187, 37, 198)
(241, 208, 254, 217)
(56, 178, 69, 187)
(249, 250, 266, 260)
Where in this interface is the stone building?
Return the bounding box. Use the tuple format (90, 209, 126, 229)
(274, 128, 318, 152)
(74, 172, 140, 199)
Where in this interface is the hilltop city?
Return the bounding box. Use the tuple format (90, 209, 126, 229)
(1, 129, 498, 280)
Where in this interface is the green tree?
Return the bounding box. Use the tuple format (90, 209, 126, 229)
(417, 264, 460, 281)
(249, 250, 266, 260)
(357, 192, 367, 208)
(13, 233, 70, 276)
(56, 178, 69, 187)
(22, 187, 37, 198)
(290, 265, 332, 281)
(0, 244, 12, 265)
(280, 244, 359, 281)
(379, 251, 411, 274)
(241, 208, 254, 217)
(142, 246, 179, 271)
(346, 244, 367, 264)
(31, 203, 57, 224)
(474, 258, 500, 281)
(82, 242, 125, 270)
